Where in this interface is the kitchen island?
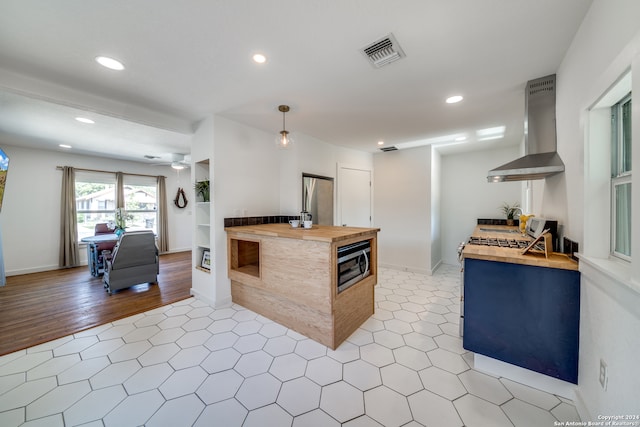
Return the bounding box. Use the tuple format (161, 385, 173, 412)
(462, 225, 580, 384)
(225, 223, 379, 349)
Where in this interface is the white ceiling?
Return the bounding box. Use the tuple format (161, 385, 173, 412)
(0, 0, 593, 162)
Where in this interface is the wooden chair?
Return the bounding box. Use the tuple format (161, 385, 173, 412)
(93, 223, 117, 272)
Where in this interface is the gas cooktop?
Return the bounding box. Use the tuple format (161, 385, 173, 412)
(468, 236, 531, 249)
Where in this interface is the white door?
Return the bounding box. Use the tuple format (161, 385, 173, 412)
(338, 166, 372, 227)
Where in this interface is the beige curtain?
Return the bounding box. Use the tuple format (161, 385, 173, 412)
(157, 176, 169, 253)
(116, 172, 124, 208)
(59, 166, 79, 267)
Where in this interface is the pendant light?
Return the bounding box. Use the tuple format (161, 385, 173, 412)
(276, 105, 293, 149)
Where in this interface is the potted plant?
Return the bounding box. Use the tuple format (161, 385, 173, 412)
(500, 202, 521, 226)
(114, 207, 132, 236)
(194, 180, 210, 202)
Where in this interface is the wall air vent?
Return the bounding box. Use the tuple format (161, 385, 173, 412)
(380, 146, 398, 152)
(362, 33, 406, 68)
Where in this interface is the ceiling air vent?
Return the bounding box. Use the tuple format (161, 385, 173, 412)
(362, 33, 406, 68)
(380, 146, 398, 152)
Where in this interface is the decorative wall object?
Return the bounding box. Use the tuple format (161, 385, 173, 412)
(0, 147, 8, 212)
(0, 147, 8, 286)
(201, 249, 211, 270)
(174, 187, 188, 208)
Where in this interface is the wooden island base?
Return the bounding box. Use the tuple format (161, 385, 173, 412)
(226, 224, 379, 350)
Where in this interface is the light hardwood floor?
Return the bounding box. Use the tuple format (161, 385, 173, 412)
(0, 251, 192, 356)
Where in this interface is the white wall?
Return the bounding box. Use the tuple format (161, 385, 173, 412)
(373, 146, 432, 274)
(578, 262, 640, 416)
(0, 145, 191, 275)
(213, 117, 282, 219)
(211, 117, 372, 220)
(278, 133, 374, 217)
(551, 0, 640, 417)
(430, 148, 442, 270)
(440, 145, 522, 265)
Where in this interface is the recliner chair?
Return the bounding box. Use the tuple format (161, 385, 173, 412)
(103, 230, 159, 294)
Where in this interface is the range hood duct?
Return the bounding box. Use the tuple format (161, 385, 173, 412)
(487, 74, 564, 182)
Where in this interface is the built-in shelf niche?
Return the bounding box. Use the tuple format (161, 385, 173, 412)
(229, 238, 260, 278)
(194, 159, 211, 274)
(195, 201, 210, 249)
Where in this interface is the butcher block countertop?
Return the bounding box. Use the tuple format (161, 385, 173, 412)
(224, 223, 380, 243)
(463, 225, 578, 271)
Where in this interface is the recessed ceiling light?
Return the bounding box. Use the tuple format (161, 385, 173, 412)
(476, 125, 505, 141)
(75, 117, 95, 124)
(476, 126, 505, 136)
(59, 144, 72, 149)
(377, 141, 384, 146)
(252, 53, 266, 64)
(395, 132, 470, 150)
(95, 56, 125, 71)
(446, 95, 463, 104)
(478, 135, 504, 141)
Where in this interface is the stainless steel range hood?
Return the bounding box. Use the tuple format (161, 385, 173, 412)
(488, 74, 564, 182)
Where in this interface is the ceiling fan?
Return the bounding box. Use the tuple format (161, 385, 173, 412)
(145, 153, 191, 170)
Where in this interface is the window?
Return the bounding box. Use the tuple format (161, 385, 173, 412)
(611, 93, 632, 259)
(75, 171, 158, 241)
(122, 175, 158, 234)
(75, 171, 116, 241)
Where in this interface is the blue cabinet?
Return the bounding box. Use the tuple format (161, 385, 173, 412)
(463, 258, 580, 384)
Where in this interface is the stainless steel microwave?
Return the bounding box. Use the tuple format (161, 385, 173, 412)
(337, 240, 371, 293)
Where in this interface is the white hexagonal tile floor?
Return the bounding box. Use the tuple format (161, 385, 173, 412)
(0, 266, 581, 426)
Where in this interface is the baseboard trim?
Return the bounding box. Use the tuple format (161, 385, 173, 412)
(161, 248, 191, 255)
(6, 264, 75, 276)
(7, 250, 191, 277)
(189, 288, 216, 307)
(430, 259, 443, 275)
(474, 354, 577, 400)
(216, 294, 232, 309)
(378, 263, 432, 276)
(572, 389, 592, 423)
